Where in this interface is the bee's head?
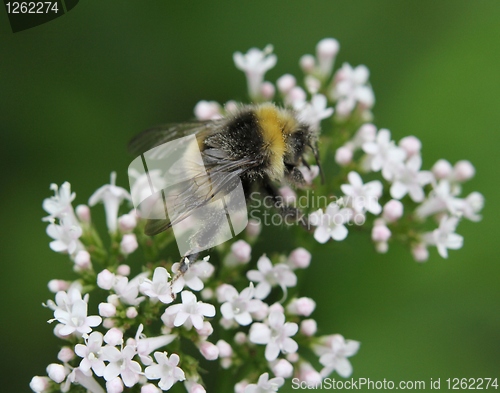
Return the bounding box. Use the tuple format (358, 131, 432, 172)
(284, 123, 323, 182)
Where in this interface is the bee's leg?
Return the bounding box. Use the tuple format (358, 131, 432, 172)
(285, 166, 306, 187)
(170, 251, 200, 300)
(179, 251, 200, 273)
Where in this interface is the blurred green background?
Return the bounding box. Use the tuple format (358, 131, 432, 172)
(1, 1, 499, 392)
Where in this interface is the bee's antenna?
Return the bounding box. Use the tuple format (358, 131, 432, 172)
(309, 142, 324, 184)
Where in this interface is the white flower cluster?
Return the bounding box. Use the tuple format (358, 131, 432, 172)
(322, 122, 483, 260)
(33, 38, 483, 393)
(34, 178, 358, 393)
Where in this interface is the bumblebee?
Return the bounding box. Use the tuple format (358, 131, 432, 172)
(128, 103, 321, 271)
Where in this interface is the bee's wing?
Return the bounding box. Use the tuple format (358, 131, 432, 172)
(143, 150, 259, 236)
(128, 121, 218, 156)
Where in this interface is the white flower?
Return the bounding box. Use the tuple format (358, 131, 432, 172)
(390, 155, 434, 202)
(88, 172, 131, 233)
(74, 331, 105, 377)
(102, 345, 141, 388)
(340, 171, 383, 215)
(163, 291, 215, 330)
(295, 94, 334, 131)
(134, 324, 177, 366)
(46, 217, 83, 256)
(244, 372, 284, 393)
(171, 259, 214, 293)
(461, 192, 484, 222)
(246, 256, 297, 299)
(423, 215, 463, 258)
(362, 129, 406, 180)
(128, 168, 167, 218)
(113, 273, 148, 306)
(50, 297, 101, 336)
(43, 182, 77, 224)
(140, 267, 174, 304)
(309, 203, 352, 243)
(415, 180, 464, 219)
(315, 334, 360, 378)
(233, 45, 277, 100)
(145, 352, 185, 391)
(331, 63, 374, 117)
(249, 311, 298, 361)
(220, 283, 264, 326)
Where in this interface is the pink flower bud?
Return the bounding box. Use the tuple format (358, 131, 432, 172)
(47, 279, 70, 293)
(287, 297, 316, 317)
(118, 214, 137, 232)
(300, 319, 318, 336)
(372, 224, 391, 242)
(99, 302, 117, 317)
(304, 75, 321, 94)
(219, 318, 234, 330)
(30, 376, 50, 393)
(432, 159, 453, 179)
(335, 146, 353, 166)
(272, 359, 294, 378)
(299, 362, 322, 386)
(75, 204, 91, 223)
(106, 377, 124, 393)
(454, 160, 475, 181)
(126, 307, 138, 319)
(286, 352, 299, 363)
(279, 186, 297, 204)
(412, 243, 429, 262)
(287, 86, 307, 104)
(120, 234, 138, 255)
(46, 363, 66, 383)
(201, 288, 214, 300)
(357, 123, 377, 144)
(186, 382, 206, 393)
(216, 284, 234, 303)
(199, 341, 219, 360)
(234, 380, 249, 393)
(382, 200, 404, 222)
(234, 332, 247, 345)
(224, 100, 238, 114)
(230, 240, 251, 263)
(57, 347, 74, 363)
(216, 339, 233, 358)
(194, 100, 221, 121)
(97, 269, 115, 290)
(316, 38, 339, 59)
(117, 264, 130, 276)
(299, 54, 316, 73)
(269, 302, 285, 314)
(104, 328, 123, 346)
(298, 165, 320, 185)
(276, 74, 296, 94)
(141, 384, 162, 393)
(288, 247, 311, 269)
(74, 250, 91, 270)
(53, 324, 70, 339)
(399, 136, 421, 157)
(196, 321, 214, 337)
(251, 302, 269, 321)
(260, 82, 275, 100)
(245, 219, 262, 238)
